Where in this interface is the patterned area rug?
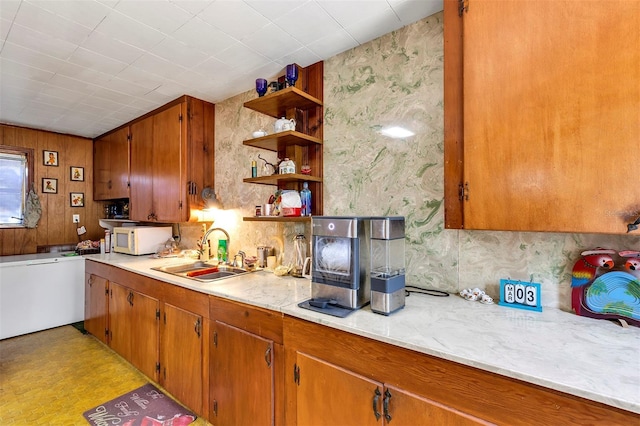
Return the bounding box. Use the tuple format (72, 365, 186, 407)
(83, 383, 196, 426)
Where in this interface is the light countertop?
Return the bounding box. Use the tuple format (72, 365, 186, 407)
(85, 253, 640, 414)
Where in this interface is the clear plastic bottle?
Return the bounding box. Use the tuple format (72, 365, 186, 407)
(300, 182, 312, 216)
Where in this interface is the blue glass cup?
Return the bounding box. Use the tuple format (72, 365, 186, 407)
(256, 78, 267, 97)
(286, 64, 298, 87)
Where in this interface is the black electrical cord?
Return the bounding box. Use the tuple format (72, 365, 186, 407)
(405, 285, 449, 297)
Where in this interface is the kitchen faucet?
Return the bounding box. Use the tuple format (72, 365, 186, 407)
(202, 227, 230, 262)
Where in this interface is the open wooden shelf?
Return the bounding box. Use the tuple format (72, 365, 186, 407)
(243, 87, 323, 118)
(243, 131, 322, 152)
(243, 174, 322, 186)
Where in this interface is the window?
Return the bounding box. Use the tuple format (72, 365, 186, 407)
(0, 145, 34, 227)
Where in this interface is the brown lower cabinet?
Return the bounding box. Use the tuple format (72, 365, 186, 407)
(84, 261, 638, 425)
(208, 297, 284, 425)
(284, 317, 638, 425)
(84, 260, 210, 417)
(84, 272, 108, 344)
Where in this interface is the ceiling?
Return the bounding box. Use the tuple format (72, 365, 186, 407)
(0, 0, 443, 139)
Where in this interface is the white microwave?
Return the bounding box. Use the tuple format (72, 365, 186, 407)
(112, 226, 172, 255)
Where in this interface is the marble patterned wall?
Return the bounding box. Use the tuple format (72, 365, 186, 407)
(205, 11, 639, 311)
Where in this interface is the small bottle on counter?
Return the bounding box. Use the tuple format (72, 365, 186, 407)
(301, 182, 312, 216)
(104, 230, 111, 253)
(251, 160, 257, 178)
(100, 238, 106, 254)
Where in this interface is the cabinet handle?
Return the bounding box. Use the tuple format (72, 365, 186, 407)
(383, 389, 392, 422)
(194, 318, 201, 337)
(88, 276, 94, 286)
(372, 387, 382, 421)
(264, 345, 271, 367)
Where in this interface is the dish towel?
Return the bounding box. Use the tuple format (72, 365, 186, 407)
(23, 188, 42, 228)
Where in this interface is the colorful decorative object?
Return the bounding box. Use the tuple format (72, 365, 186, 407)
(498, 279, 542, 312)
(42, 178, 57, 194)
(70, 192, 84, 207)
(70, 166, 84, 181)
(571, 248, 640, 327)
(43, 150, 58, 166)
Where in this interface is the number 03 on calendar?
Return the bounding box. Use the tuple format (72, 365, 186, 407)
(498, 279, 542, 312)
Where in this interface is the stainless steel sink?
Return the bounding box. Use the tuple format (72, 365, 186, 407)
(151, 261, 250, 282)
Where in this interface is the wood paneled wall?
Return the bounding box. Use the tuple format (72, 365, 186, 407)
(0, 124, 104, 255)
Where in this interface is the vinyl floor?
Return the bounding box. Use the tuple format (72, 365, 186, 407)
(0, 325, 211, 425)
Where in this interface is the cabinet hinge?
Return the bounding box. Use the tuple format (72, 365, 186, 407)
(156, 362, 160, 373)
(459, 182, 469, 201)
(105, 328, 109, 338)
(179, 200, 183, 209)
(156, 309, 160, 320)
(105, 287, 109, 296)
(127, 133, 131, 141)
(459, 0, 469, 16)
(179, 114, 183, 122)
(213, 399, 218, 417)
(293, 363, 300, 385)
(213, 331, 218, 347)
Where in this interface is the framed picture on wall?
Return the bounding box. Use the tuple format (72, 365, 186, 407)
(70, 166, 84, 181)
(70, 192, 84, 207)
(42, 178, 58, 194)
(43, 150, 58, 166)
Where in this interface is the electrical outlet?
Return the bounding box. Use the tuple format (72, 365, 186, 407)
(73, 214, 80, 223)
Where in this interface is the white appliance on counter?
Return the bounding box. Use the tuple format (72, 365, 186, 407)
(112, 226, 173, 255)
(0, 253, 84, 340)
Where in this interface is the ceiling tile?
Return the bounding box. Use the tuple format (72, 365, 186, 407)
(131, 53, 188, 79)
(241, 23, 304, 62)
(316, 0, 391, 28)
(13, 1, 93, 45)
(80, 30, 146, 64)
(5, 24, 78, 61)
(214, 42, 268, 71)
(68, 47, 129, 75)
(345, 8, 403, 45)
(273, 1, 342, 45)
(243, 0, 310, 21)
(171, 16, 238, 57)
(29, 0, 111, 30)
(150, 36, 208, 68)
(94, 9, 165, 51)
(197, 0, 271, 41)
(0, 40, 69, 72)
(114, 0, 194, 34)
(0, 57, 55, 82)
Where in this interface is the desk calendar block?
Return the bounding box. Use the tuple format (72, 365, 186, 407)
(498, 279, 542, 312)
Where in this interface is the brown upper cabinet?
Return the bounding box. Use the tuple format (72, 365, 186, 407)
(95, 95, 214, 223)
(444, 0, 640, 235)
(242, 62, 324, 221)
(93, 126, 130, 201)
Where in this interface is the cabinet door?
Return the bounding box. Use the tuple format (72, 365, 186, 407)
(384, 385, 491, 426)
(94, 127, 130, 200)
(152, 103, 185, 222)
(211, 321, 274, 426)
(129, 289, 159, 381)
(161, 303, 203, 414)
(459, 1, 639, 234)
(84, 273, 108, 344)
(109, 281, 159, 381)
(130, 115, 155, 221)
(109, 281, 131, 359)
(294, 353, 381, 426)
(93, 136, 112, 201)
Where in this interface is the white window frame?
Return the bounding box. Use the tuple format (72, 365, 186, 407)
(0, 145, 34, 228)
